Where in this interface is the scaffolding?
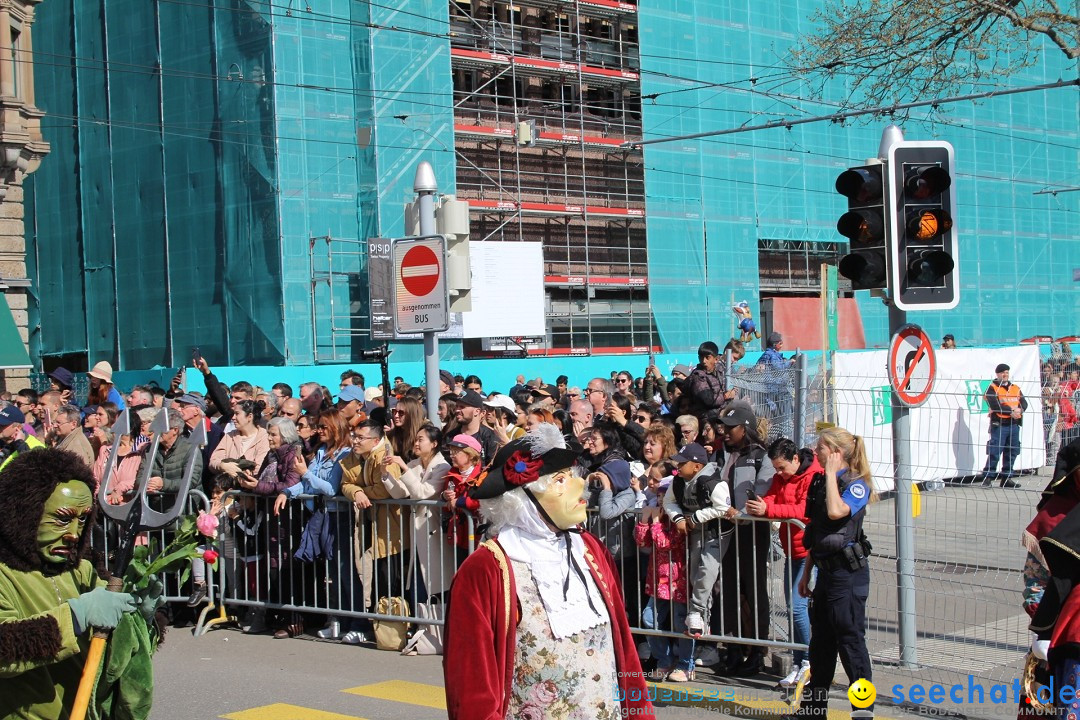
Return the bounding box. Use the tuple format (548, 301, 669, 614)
(449, 0, 657, 358)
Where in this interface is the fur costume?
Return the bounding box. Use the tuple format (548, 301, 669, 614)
(0, 449, 104, 720)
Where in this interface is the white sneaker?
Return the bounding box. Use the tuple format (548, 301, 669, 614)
(780, 660, 810, 688)
(341, 630, 367, 645)
(316, 618, 341, 639)
(696, 645, 721, 667)
(684, 612, 704, 637)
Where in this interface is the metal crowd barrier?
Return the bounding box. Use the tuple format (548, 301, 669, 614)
(94, 485, 809, 662)
(92, 488, 214, 605)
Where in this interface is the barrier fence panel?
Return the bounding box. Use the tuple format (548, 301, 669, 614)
(93, 489, 213, 605)
(799, 349, 1043, 699)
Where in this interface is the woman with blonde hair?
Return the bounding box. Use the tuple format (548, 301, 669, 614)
(797, 425, 876, 715)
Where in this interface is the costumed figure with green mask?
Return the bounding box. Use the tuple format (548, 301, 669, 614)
(443, 425, 654, 719)
(0, 449, 163, 720)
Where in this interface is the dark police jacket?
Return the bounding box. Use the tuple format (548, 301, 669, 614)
(803, 470, 867, 559)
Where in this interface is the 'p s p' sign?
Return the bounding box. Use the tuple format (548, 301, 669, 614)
(393, 235, 449, 334)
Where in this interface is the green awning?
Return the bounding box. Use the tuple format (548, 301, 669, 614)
(0, 294, 31, 369)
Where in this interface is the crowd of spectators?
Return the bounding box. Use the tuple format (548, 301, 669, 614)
(0, 337, 816, 684)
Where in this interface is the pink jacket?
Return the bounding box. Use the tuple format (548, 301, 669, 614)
(634, 518, 687, 603)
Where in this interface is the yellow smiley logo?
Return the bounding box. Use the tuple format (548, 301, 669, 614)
(848, 678, 876, 708)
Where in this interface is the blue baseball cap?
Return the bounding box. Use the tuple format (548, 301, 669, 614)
(0, 406, 25, 427)
(338, 385, 365, 403)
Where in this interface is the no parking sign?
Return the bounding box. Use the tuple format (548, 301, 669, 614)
(888, 324, 936, 407)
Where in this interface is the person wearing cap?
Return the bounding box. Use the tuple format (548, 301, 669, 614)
(713, 401, 775, 676)
(441, 433, 485, 566)
(438, 369, 455, 397)
(175, 392, 225, 474)
(685, 341, 737, 420)
(529, 383, 558, 410)
(483, 393, 524, 444)
(941, 334, 956, 349)
(981, 363, 1029, 488)
(336, 384, 367, 429)
(453, 389, 499, 464)
(443, 425, 654, 719)
(662, 440, 732, 641)
(86, 360, 126, 411)
(0, 406, 45, 472)
(758, 332, 795, 371)
(756, 332, 797, 440)
(48, 367, 75, 404)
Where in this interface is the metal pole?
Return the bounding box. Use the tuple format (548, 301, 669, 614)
(877, 123, 918, 668)
(793, 350, 807, 447)
(890, 302, 917, 668)
(414, 162, 441, 427)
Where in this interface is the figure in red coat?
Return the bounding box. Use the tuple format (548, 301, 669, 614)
(443, 424, 654, 720)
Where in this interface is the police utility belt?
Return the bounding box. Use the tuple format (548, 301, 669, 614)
(815, 539, 871, 572)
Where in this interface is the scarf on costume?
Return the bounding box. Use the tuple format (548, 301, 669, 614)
(498, 492, 606, 640)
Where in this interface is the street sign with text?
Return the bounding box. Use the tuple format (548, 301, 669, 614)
(393, 235, 449, 334)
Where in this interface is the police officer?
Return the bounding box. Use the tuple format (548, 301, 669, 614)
(797, 426, 874, 717)
(981, 363, 1028, 488)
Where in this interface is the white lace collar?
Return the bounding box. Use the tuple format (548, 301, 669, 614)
(498, 502, 608, 640)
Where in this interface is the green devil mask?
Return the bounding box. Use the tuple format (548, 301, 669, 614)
(36, 480, 93, 566)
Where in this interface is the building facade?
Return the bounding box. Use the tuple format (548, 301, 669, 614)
(0, 0, 48, 390)
(24, 0, 1080, 376)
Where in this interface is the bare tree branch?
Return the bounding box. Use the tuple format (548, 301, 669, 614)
(788, 0, 1079, 111)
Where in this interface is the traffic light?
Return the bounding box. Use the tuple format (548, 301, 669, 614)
(887, 141, 958, 310)
(835, 165, 889, 290)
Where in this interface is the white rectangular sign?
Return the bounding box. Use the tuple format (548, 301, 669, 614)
(462, 242, 545, 338)
(393, 235, 449, 334)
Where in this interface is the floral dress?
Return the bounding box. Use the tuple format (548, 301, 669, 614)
(506, 560, 621, 720)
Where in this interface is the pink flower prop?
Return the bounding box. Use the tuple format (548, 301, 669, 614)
(196, 510, 219, 538)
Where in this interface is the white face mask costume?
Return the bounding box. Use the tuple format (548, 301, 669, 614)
(469, 424, 607, 638)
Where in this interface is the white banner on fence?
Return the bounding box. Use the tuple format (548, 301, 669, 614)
(833, 345, 1043, 492)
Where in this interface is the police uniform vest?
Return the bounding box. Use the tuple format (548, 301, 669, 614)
(989, 382, 1022, 420)
(804, 470, 868, 560)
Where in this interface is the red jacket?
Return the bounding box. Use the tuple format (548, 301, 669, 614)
(761, 449, 820, 560)
(443, 533, 654, 720)
(444, 464, 482, 550)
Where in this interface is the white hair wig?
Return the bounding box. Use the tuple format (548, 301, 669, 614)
(479, 465, 583, 535)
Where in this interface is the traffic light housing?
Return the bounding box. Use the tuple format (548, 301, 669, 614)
(836, 165, 889, 290)
(888, 141, 958, 310)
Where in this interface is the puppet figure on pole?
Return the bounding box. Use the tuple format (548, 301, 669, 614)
(443, 424, 655, 719)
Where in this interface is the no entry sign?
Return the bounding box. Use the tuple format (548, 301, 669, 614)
(888, 324, 936, 407)
(393, 235, 449, 333)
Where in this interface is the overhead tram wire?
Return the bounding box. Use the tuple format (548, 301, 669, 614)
(621, 79, 1080, 148)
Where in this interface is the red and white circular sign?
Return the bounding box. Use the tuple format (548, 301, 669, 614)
(400, 245, 441, 297)
(888, 324, 936, 407)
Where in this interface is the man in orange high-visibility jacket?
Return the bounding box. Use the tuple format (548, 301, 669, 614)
(982, 363, 1029, 488)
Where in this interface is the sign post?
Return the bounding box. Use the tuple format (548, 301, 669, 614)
(410, 162, 444, 426)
